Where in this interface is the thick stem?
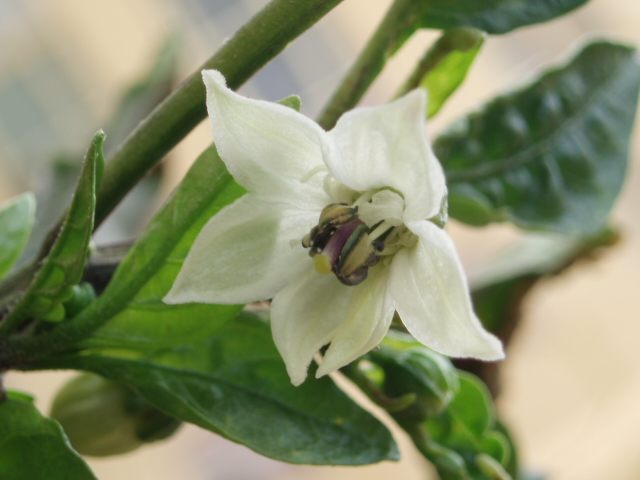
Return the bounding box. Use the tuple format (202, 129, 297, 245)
(95, 0, 343, 227)
(316, 0, 417, 130)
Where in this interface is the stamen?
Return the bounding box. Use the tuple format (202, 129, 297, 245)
(369, 220, 394, 241)
(353, 191, 374, 207)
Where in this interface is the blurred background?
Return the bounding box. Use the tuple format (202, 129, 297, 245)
(2, 0, 640, 478)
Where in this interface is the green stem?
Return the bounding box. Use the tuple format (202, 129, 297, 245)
(316, 0, 417, 130)
(96, 0, 343, 227)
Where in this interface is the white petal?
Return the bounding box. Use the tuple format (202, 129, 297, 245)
(326, 89, 446, 221)
(358, 189, 404, 227)
(203, 70, 331, 210)
(271, 270, 352, 386)
(316, 266, 395, 378)
(389, 220, 505, 360)
(164, 194, 316, 305)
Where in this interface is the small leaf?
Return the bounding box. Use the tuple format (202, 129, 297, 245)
(411, 27, 484, 118)
(437, 41, 640, 234)
(0, 395, 98, 480)
(82, 144, 245, 350)
(446, 372, 494, 440)
(3, 132, 102, 325)
(52, 313, 399, 465)
(0, 192, 35, 279)
(413, 0, 589, 34)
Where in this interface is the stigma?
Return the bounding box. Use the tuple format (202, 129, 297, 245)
(302, 204, 384, 286)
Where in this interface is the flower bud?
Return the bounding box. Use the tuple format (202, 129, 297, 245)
(50, 373, 180, 457)
(62, 283, 96, 318)
(369, 342, 459, 421)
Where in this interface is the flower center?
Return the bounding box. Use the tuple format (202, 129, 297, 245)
(301, 189, 414, 286)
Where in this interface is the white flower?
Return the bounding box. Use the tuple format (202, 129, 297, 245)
(164, 70, 504, 386)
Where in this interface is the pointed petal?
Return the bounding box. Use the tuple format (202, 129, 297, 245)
(271, 270, 352, 386)
(326, 89, 446, 221)
(203, 70, 331, 210)
(389, 220, 505, 360)
(164, 194, 316, 305)
(316, 267, 395, 378)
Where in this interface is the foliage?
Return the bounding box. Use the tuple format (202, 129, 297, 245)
(0, 0, 637, 479)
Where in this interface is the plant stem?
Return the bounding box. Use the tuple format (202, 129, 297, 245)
(95, 0, 343, 227)
(316, 0, 417, 130)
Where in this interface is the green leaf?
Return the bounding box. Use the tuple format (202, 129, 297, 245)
(0, 192, 35, 279)
(53, 313, 399, 465)
(83, 144, 245, 350)
(2, 132, 102, 327)
(0, 395, 98, 480)
(437, 41, 640, 234)
(422, 29, 484, 118)
(414, 0, 589, 34)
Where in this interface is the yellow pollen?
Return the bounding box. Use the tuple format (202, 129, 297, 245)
(313, 254, 332, 275)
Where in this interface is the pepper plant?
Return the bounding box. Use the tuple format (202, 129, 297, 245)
(0, 1, 638, 479)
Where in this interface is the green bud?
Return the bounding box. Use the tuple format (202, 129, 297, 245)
(62, 283, 97, 318)
(424, 441, 470, 480)
(50, 373, 180, 457)
(370, 343, 459, 421)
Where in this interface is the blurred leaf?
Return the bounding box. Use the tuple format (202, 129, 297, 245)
(412, 0, 589, 34)
(53, 313, 399, 465)
(470, 228, 618, 335)
(0, 193, 35, 279)
(437, 41, 640, 234)
(405, 27, 484, 118)
(0, 394, 98, 480)
(3, 132, 102, 325)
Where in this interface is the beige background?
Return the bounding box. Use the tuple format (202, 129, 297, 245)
(2, 0, 640, 479)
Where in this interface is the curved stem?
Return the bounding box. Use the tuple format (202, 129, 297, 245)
(316, 0, 417, 130)
(95, 0, 343, 227)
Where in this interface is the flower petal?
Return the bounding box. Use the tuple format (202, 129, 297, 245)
(326, 89, 446, 221)
(316, 266, 395, 378)
(271, 270, 352, 386)
(164, 194, 316, 305)
(389, 220, 505, 360)
(203, 70, 331, 210)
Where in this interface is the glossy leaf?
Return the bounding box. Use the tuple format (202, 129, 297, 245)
(413, 0, 589, 34)
(0, 192, 35, 279)
(437, 41, 640, 234)
(3, 132, 102, 325)
(0, 392, 98, 480)
(56, 313, 399, 465)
